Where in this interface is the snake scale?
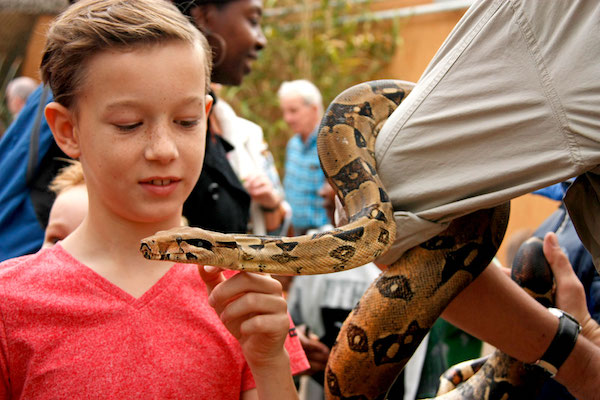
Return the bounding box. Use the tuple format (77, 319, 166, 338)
(140, 80, 548, 399)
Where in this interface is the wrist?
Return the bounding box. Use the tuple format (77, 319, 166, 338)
(248, 349, 298, 400)
(534, 307, 581, 377)
(580, 314, 600, 345)
(261, 200, 282, 213)
(247, 348, 291, 374)
(554, 334, 600, 400)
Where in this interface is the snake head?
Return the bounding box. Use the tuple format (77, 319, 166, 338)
(140, 226, 223, 264)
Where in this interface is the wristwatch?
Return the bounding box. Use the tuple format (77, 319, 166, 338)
(534, 307, 582, 377)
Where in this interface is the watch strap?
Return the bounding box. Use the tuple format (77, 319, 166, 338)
(535, 307, 581, 377)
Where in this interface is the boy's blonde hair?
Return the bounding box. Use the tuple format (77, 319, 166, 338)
(49, 160, 85, 195)
(41, 0, 212, 109)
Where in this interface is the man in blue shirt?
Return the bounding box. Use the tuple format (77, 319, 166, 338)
(278, 80, 328, 235)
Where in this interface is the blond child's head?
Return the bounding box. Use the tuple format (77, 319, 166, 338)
(42, 0, 214, 229)
(41, 0, 211, 109)
(43, 161, 88, 248)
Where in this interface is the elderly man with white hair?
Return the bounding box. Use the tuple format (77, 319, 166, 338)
(278, 79, 329, 235)
(5, 76, 38, 118)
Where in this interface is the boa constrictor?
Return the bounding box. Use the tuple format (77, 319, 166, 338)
(140, 80, 545, 399)
(140, 80, 407, 275)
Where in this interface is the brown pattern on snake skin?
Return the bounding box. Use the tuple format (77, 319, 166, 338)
(140, 80, 411, 276)
(325, 204, 510, 399)
(139, 80, 540, 399)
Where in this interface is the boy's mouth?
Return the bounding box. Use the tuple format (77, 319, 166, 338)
(140, 177, 181, 196)
(140, 177, 182, 187)
(149, 179, 173, 186)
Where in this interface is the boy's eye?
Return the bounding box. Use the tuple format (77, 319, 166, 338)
(177, 119, 200, 128)
(114, 122, 142, 131)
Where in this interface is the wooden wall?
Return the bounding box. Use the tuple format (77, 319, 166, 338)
(19, 15, 53, 83)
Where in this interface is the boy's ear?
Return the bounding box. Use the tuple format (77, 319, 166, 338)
(206, 94, 213, 116)
(45, 102, 81, 159)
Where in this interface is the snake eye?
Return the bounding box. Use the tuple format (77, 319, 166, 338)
(181, 238, 213, 251)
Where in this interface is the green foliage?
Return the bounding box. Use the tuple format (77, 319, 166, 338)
(220, 0, 402, 172)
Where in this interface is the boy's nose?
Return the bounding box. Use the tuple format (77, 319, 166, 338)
(145, 126, 179, 162)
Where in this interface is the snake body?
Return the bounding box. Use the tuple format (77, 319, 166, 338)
(140, 80, 409, 274)
(325, 203, 510, 399)
(140, 80, 546, 399)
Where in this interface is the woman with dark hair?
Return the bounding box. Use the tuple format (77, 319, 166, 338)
(175, 0, 288, 236)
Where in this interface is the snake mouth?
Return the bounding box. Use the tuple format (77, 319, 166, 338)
(140, 235, 215, 262)
(140, 242, 200, 262)
(140, 241, 163, 260)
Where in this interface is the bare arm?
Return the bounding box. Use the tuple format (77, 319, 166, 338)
(442, 233, 600, 399)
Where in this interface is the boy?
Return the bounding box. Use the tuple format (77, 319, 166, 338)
(0, 0, 306, 398)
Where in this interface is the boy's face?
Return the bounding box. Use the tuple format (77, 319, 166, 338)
(69, 41, 211, 224)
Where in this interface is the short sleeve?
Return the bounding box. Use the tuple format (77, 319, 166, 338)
(284, 315, 310, 375)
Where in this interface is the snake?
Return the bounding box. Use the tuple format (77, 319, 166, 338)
(140, 80, 546, 399)
(140, 80, 407, 275)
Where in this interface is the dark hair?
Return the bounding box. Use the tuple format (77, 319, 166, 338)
(172, 0, 236, 16)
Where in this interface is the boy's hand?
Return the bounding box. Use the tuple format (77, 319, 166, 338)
(198, 265, 290, 367)
(543, 232, 600, 346)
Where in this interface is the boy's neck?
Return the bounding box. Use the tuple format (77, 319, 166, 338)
(60, 209, 183, 298)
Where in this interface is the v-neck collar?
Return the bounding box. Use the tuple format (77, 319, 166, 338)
(54, 243, 182, 309)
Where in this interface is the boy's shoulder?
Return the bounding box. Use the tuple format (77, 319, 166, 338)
(0, 245, 70, 287)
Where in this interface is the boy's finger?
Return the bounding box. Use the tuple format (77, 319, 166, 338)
(198, 265, 226, 297)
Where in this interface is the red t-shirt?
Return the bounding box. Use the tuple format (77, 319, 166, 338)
(0, 245, 308, 399)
